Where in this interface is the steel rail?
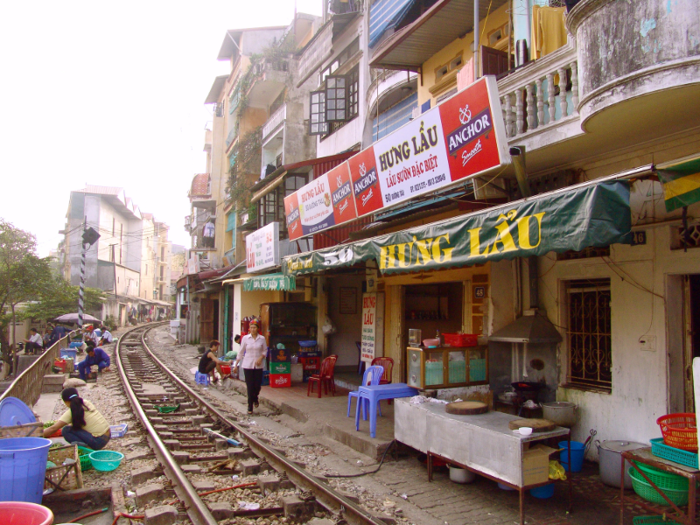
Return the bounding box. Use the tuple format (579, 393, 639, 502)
(138, 324, 385, 525)
(116, 323, 218, 525)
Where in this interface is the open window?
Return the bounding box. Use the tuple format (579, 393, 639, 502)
(309, 90, 328, 136)
(325, 75, 347, 122)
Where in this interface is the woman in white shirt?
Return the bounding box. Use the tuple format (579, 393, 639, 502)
(233, 319, 266, 414)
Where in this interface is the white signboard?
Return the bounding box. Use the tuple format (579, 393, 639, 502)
(361, 292, 377, 363)
(246, 222, 280, 273)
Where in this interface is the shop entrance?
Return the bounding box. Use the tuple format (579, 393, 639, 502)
(668, 274, 700, 413)
(403, 282, 464, 346)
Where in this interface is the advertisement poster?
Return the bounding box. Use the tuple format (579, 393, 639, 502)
(246, 222, 279, 272)
(361, 292, 377, 363)
(285, 76, 510, 236)
(284, 163, 357, 241)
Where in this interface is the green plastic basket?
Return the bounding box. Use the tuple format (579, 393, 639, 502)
(633, 517, 680, 524)
(629, 468, 689, 507)
(78, 446, 93, 471)
(89, 450, 124, 472)
(632, 461, 689, 491)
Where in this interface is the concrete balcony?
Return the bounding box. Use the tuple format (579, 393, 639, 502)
(567, 0, 700, 140)
(262, 104, 287, 142)
(247, 57, 292, 110)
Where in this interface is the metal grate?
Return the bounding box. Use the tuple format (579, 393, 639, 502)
(566, 279, 612, 391)
(672, 221, 700, 250)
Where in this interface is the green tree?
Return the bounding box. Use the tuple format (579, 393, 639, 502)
(0, 220, 53, 364)
(21, 274, 106, 323)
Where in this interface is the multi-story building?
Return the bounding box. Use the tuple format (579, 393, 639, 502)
(61, 186, 173, 325)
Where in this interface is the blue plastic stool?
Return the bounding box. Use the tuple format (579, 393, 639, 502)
(195, 371, 210, 386)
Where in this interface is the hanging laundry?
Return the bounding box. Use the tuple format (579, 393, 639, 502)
(531, 6, 568, 60)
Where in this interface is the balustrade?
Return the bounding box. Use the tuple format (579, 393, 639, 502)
(498, 49, 579, 140)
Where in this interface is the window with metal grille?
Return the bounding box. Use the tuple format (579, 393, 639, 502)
(565, 279, 612, 392)
(671, 220, 700, 250)
(309, 90, 328, 136)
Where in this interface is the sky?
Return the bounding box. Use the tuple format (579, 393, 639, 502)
(0, 0, 322, 256)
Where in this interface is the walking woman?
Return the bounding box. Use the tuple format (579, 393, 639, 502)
(233, 319, 266, 414)
(43, 388, 111, 450)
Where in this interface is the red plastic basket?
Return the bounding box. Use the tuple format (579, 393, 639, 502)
(442, 333, 479, 347)
(220, 365, 231, 376)
(657, 413, 698, 452)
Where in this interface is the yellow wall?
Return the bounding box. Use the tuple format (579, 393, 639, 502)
(417, 3, 510, 107)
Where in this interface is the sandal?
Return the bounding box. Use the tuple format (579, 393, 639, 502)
(254, 401, 259, 408)
(247, 410, 253, 415)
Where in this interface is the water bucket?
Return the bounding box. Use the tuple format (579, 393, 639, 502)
(0, 437, 52, 503)
(529, 483, 555, 499)
(559, 440, 585, 473)
(449, 465, 476, 484)
(0, 501, 54, 525)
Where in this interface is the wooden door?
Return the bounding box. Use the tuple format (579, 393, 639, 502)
(481, 45, 510, 77)
(200, 298, 215, 343)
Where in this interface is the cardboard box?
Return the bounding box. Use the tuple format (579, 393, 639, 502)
(270, 362, 291, 375)
(269, 373, 291, 388)
(522, 445, 557, 486)
(291, 363, 304, 383)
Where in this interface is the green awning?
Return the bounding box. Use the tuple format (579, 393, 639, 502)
(243, 273, 296, 292)
(282, 180, 632, 277)
(656, 154, 700, 212)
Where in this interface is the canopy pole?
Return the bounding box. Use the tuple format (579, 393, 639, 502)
(474, 0, 480, 79)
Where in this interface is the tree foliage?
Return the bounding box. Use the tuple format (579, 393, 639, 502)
(21, 274, 106, 323)
(0, 219, 53, 363)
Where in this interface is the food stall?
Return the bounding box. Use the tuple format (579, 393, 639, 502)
(395, 397, 572, 525)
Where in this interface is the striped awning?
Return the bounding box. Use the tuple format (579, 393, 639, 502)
(369, 0, 416, 48)
(656, 154, 700, 212)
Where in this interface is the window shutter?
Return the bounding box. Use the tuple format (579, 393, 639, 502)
(309, 90, 329, 135)
(325, 75, 347, 122)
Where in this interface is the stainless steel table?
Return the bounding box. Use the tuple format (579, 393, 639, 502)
(394, 398, 572, 525)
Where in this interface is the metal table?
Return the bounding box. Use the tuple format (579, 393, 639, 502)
(394, 398, 572, 525)
(620, 447, 700, 525)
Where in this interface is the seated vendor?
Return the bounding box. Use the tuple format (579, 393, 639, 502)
(78, 341, 111, 380)
(198, 340, 228, 384)
(43, 387, 111, 450)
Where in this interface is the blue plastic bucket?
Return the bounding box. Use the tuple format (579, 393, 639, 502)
(529, 483, 555, 499)
(559, 440, 585, 473)
(0, 437, 52, 503)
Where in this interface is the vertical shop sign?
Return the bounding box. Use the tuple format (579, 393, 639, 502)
(361, 293, 377, 363)
(246, 222, 280, 272)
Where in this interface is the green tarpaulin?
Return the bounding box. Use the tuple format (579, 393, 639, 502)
(282, 181, 632, 277)
(244, 273, 296, 291)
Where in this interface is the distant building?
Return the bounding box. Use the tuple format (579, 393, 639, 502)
(60, 185, 173, 326)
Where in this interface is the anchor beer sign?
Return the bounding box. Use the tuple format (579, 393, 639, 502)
(285, 76, 510, 239)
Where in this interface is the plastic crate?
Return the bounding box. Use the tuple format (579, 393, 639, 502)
(269, 373, 291, 388)
(262, 371, 270, 386)
(298, 340, 317, 348)
(0, 421, 43, 439)
(629, 467, 688, 507)
(650, 437, 699, 469)
(442, 333, 479, 347)
(78, 446, 93, 471)
(470, 359, 487, 382)
(110, 423, 128, 438)
(657, 413, 697, 451)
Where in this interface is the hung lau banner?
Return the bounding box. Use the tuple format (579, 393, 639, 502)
(283, 181, 632, 276)
(285, 76, 511, 237)
(246, 222, 280, 273)
(285, 163, 357, 240)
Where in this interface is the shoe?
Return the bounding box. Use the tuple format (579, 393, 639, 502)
(254, 401, 259, 408)
(247, 410, 253, 415)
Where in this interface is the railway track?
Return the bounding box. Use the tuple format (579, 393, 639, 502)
(116, 323, 388, 525)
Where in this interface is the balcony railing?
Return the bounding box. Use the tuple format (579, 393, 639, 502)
(497, 45, 580, 141)
(184, 215, 192, 232)
(328, 0, 362, 16)
(262, 104, 287, 141)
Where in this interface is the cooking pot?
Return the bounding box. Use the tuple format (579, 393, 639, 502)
(541, 402, 578, 427)
(596, 440, 646, 489)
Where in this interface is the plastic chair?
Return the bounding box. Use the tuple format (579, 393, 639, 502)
(347, 365, 384, 417)
(307, 356, 337, 397)
(371, 356, 395, 404)
(195, 371, 210, 386)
